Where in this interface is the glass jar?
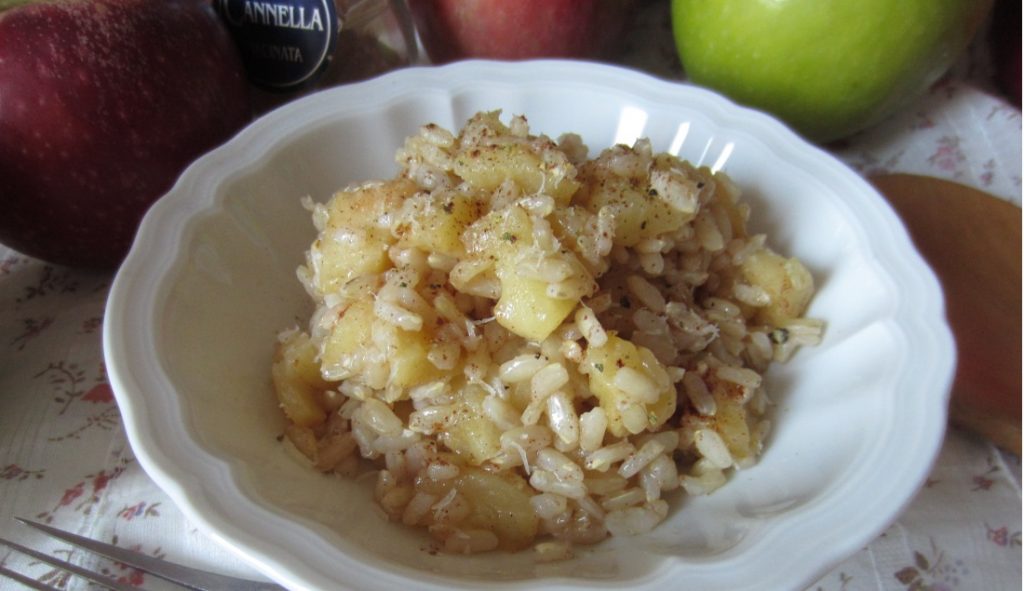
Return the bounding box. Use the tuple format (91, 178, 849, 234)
(216, 0, 418, 114)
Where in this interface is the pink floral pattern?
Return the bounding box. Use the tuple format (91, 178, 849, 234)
(1, 465, 46, 482)
(835, 84, 1022, 205)
(10, 317, 54, 351)
(985, 524, 1022, 549)
(0, 4, 1019, 588)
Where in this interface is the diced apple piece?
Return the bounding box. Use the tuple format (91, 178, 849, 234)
(273, 330, 330, 427)
(712, 392, 755, 462)
(321, 296, 442, 392)
(463, 204, 586, 341)
(443, 414, 503, 465)
(395, 190, 485, 258)
(576, 153, 694, 246)
(704, 372, 759, 463)
(740, 249, 814, 325)
(579, 183, 688, 246)
(494, 261, 578, 342)
(462, 204, 533, 257)
(320, 298, 375, 379)
(313, 178, 417, 293)
(388, 324, 445, 389)
(454, 467, 539, 551)
(282, 329, 332, 389)
(549, 204, 607, 268)
(582, 335, 676, 437)
(311, 232, 391, 296)
(324, 178, 418, 231)
(454, 144, 579, 205)
(283, 424, 318, 460)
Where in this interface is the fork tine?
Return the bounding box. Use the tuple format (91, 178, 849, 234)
(14, 518, 284, 591)
(0, 564, 61, 591)
(0, 536, 137, 591)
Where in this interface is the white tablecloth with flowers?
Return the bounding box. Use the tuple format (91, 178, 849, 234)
(1, 4, 1020, 590)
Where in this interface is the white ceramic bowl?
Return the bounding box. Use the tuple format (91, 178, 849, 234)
(103, 60, 954, 591)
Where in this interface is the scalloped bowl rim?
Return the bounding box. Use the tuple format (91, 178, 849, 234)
(103, 60, 954, 591)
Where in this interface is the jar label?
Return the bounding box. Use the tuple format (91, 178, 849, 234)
(217, 0, 339, 90)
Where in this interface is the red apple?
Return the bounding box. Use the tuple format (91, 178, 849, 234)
(0, 0, 252, 268)
(408, 0, 636, 63)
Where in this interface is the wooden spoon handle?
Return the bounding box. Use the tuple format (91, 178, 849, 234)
(870, 174, 1021, 455)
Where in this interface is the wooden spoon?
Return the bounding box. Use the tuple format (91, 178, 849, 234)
(869, 173, 1021, 455)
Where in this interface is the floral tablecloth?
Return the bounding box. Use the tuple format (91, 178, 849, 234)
(1, 4, 1020, 591)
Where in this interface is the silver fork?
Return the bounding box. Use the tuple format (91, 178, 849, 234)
(0, 518, 285, 591)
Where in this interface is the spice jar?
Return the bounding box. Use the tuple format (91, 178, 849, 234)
(216, 0, 418, 114)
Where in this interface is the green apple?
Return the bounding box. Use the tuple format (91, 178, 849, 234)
(671, 0, 992, 143)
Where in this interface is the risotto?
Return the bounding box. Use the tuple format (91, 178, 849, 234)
(271, 111, 823, 558)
